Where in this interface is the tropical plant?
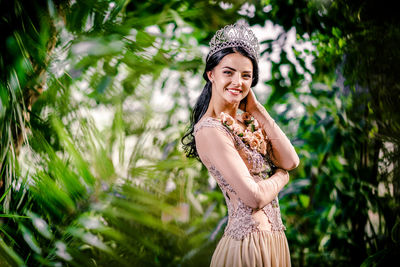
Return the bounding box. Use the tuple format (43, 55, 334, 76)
(1, 0, 399, 266)
(248, 0, 400, 265)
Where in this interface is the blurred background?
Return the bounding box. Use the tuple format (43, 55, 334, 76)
(1, 0, 399, 266)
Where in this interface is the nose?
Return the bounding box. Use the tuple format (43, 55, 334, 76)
(231, 72, 242, 87)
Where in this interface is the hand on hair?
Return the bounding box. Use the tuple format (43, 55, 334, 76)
(239, 89, 260, 114)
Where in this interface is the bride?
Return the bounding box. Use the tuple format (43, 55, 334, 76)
(182, 22, 299, 267)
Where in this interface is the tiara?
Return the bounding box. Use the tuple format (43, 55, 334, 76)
(207, 22, 260, 61)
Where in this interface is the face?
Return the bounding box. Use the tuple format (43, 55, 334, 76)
(208, 52, 253, 105)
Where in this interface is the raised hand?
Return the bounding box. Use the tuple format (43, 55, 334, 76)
(239, 89, 260, 114)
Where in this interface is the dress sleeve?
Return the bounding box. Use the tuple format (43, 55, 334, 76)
(252, 103, 300, 170)
(195, 125, 289, 210)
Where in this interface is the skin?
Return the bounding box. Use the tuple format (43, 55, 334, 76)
(203, 51, 299, 171)
(204, 52, 254, 120)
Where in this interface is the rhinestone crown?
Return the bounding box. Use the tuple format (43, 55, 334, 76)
(207, 22, 260, 61)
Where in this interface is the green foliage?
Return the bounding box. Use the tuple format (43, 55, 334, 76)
(256, 1, 400, 266)
(1, 1, 237, 265)
(1, 116, 186, 266)
(1, 0, 399, 266)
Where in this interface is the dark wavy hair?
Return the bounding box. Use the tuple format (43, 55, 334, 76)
(181, 46, 259, 160)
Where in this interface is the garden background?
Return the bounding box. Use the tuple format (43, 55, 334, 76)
(1, 0, 399, 266)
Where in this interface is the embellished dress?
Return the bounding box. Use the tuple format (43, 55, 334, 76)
(194, 117, 291, 267)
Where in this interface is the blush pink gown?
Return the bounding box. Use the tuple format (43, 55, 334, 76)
(194, 117, 291, 267)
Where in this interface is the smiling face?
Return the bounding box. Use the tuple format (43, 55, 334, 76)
(207, 52, 253, 106)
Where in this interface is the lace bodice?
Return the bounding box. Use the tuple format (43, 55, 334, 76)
(194, 117, 286, 240)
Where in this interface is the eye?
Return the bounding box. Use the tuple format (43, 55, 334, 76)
(223, 70, 232, 75)
(243, 73, 252, 79)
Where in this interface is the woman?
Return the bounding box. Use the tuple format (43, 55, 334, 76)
(182, 23, 299, 267)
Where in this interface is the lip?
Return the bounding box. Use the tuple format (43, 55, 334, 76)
(226, 88, 242, 95)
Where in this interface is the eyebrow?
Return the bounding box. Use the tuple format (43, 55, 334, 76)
(222, 66, 252, 73)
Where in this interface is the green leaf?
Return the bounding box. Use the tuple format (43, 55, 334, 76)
(299, 194, 310, 208)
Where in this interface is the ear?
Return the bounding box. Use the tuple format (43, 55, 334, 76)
(207, 70, 213, 82)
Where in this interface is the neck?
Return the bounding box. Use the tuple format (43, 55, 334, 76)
(204, 96, 239, 120)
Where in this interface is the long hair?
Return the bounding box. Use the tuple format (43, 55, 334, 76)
(181, 46, 259, 160)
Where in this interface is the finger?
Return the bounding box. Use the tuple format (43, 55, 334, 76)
(248, 89, 256, 100)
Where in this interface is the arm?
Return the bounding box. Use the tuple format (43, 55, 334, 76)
(243, 90, 300, 170)
(195, 126, 289, 210)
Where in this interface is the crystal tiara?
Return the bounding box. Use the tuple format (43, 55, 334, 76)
(207, 22, 260, 61)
